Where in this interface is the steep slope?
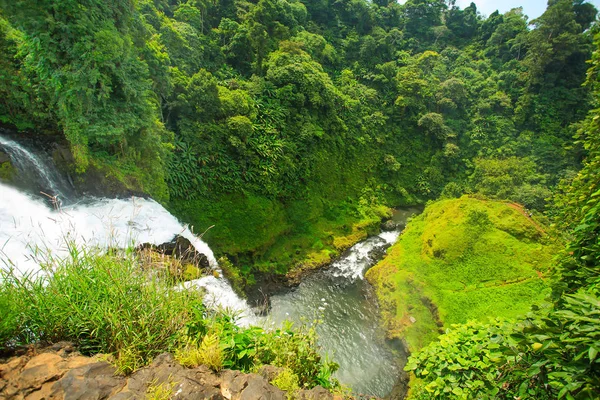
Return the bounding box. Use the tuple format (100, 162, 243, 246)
(366, 196, 560, 350)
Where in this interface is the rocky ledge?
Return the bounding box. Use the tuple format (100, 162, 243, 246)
(0, 343, 336, 400)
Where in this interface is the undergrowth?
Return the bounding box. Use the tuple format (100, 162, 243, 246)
(0, 244, 339, 390)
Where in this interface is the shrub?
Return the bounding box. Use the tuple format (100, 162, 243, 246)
(176, 334, 224, 372)
(271, 368, 300, 399)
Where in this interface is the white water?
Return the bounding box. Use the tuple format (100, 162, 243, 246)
(0, 181, 255, 322)
(328, 230, 400, 281)
(0, 133, 72, 201)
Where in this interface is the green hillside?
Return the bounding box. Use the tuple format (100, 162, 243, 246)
(367, 196, 560, 349)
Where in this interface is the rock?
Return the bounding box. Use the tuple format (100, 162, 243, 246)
(220, 370, 285, 400)
(240, 375, 285, 400)
(50, 361, 125, 400)
(1, 346, 333, 400)
(0, 150, 10, 164)
(143, 235, 210, 269)
(136, 235, 211, 281)
(17, 353, 65, 393)
(296, 386, 333, 400)
(380, 220, 398, 231)
(257, 365, 284, 382)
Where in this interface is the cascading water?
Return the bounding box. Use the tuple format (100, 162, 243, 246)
(0, 132, 73, 203)
(0, 136, 253, 322)
(0, 134, 419, 395)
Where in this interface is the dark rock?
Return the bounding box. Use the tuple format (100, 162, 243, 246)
(380, 220, 398, 231)
(0, 150, 9, 164)
(137, 235, 210, 271)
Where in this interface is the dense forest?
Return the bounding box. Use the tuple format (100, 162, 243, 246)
(0, 0, 599, 398)
(0, 0, 597, 281)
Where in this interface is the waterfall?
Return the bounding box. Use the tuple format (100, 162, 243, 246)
(0, 135, 254, 324)
(0, 132, 73, 203)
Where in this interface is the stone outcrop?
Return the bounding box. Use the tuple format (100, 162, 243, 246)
(0, 343, 335, 400)
(136, 235, 211, 281)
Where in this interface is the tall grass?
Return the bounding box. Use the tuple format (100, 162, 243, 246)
(0, 243, 340, 390)
(0, 243, 204, 373)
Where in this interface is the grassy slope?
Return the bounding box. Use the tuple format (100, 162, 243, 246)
(366, 196, 560, 350)
(169, 148, 394, 286)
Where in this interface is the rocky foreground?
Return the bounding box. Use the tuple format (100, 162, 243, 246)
(0, 343, 339, 400)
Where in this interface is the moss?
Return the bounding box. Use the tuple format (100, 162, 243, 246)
(366, 196, 561, 351)
(0, 161, 15, 182)
(78, 155, 169, 203)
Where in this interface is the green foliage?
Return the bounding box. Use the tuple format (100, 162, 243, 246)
(0, 245, 203, 374)
(470, 157, 551, 210)
(406, 320, 512, 399)
(406, 292, 600, 399)
(367, 196, 559, 349)
(404, 30, 600, 399)
(271, 368, 300, 398)
(184, 312, 339, 389)
(176, 334, 224, 372)
(0, 281, 20, 350)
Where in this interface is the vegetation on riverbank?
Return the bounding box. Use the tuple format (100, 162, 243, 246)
(398, 32, 600, 399)
(0, 245, 339, 390)
(366, 196, 559, 349)
(171, 191, 390, 290)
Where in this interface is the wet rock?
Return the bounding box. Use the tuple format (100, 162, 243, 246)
(0, 150, 9, 164)
(136, 235, 211, 281)
(138, 236, 210, 269)
(380, 220, 398, 231)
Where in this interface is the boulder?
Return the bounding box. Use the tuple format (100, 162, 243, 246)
(136, 235, 211, 281)
(0, 150, 10, 164)
(297, 386, 333, 400)
(0, 345, 337, 400)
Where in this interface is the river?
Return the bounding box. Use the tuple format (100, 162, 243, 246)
(0, 133, 419, 397)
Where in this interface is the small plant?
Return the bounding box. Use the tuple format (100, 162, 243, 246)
(176, 334, 224, 372)
(146, 378, 177, 400)
(271, 368, 300, 399)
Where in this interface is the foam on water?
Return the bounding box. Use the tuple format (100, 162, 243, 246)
(328, 230, 401, 281)
(0, 181, 253, 319)
(184, 276, 257, 326)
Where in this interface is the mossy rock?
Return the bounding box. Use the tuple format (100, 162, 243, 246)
(0, 159, 15, 182)
(366, 196, 560, 351)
